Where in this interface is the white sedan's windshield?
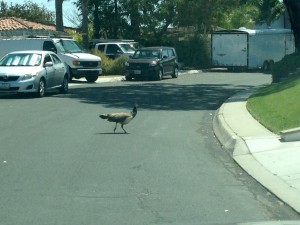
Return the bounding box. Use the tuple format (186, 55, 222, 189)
(0, 53, 42, 66)
(55, 40, 84, 53)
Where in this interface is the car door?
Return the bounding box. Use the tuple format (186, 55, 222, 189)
(106, 44, 122, 59)
(161, 49, 169, 75)
(43, 54, 56, 88)
(161, 49, 172, 74)
(50, 53, 65, 86)
(167, 48, 177, 73)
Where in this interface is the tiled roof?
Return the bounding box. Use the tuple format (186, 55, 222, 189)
(0, 17, 56, 31)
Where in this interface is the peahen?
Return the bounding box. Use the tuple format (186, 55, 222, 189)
(99, 104, 138, 133)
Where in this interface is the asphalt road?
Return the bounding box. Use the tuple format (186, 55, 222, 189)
(0, 71, 299, 225)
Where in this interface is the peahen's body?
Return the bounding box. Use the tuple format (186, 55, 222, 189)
(99, 104, 138, 133)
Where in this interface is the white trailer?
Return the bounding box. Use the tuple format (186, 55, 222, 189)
(211, 28, 295, 71)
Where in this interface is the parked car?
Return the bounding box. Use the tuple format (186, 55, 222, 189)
(94, 42, 136, 59)
(125, 47, 179, 81)
(0, 50, 69, 97)
(0, 36, 102, 83)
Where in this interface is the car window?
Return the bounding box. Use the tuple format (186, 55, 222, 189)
(162, 49, 169, 58)
(43, 41, 57, 52)
(97, 44, 105, 52)
(0, 53, 42, 66)
(119, 44, 135, 53)
(106, 44, 121, 54)
(132, 50, 160, 59)
(51, 54, 62, 64)
(44, 54, 53, 65)
(167, 49, 175, 57)
(54, 40, 84, 53)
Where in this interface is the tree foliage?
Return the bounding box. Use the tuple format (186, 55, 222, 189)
(0, 0, 55, 23)
(255, 0, 285, 26)
(283, 0, 300, 51)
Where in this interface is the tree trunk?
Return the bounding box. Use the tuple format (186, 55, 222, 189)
(283, 0, 300, 51)
(113, 0, 118, 38)
(81, 0, 89, 49)
(93, 0, 100, 39)
(55, 0, 64, 31)
(129, 0, 140, 38)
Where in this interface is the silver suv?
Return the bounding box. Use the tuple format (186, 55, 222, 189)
(94, 42, 136, 59)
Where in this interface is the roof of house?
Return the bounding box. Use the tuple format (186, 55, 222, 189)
(0, 17, 56, 31)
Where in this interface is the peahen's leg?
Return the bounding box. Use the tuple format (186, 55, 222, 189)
(114, 123, 118, 133)
(121, 124, 127, 133)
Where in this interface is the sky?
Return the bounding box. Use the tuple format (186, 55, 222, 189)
(4, 0, 77, 27)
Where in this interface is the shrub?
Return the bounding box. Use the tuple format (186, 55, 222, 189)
(175, 36, 210, 69)
(272, 52, 300, 83)
(91, 50, 127, 75)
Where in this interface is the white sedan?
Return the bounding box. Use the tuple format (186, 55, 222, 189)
(0, 50, 69, 97)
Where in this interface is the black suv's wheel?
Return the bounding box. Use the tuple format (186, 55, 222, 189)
(125, 75, 132, 81)
(172, 67, 179, 78)
(156, 69, 163, 81)
(86, 75, 98, 83)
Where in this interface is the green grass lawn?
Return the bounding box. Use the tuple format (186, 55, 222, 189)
(247, 76, 300, 134)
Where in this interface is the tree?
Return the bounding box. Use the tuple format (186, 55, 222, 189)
(283, 0, 300, 52)
(228, 5, 259, 29)
(177, 0, 240, 32)
(91, 0, 101, 38)
(55, 0, 64, 31)
(255, 0, 285, 26)
(0, 1, 55, 23)
(81, 0, 89, 49)
(126, 0, 141, 38)
(48, 0, 65, 31)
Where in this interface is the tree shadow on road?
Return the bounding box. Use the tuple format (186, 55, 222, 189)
(57, 80, 252, 111)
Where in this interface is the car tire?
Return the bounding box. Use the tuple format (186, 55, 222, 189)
(60, 75, 69, 94)
(172, 67, 179, 78)
(86, 75, 98, 83)
(36, 78, 46, 98)
(156, 69, 163, 81)
(125, 76, 132, 81)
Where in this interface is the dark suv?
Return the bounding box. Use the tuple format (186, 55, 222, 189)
(125, 47, 178, 81)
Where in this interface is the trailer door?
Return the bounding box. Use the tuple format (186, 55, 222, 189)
(212, 33, 248, 68)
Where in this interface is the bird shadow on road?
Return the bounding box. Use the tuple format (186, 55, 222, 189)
(95, 132, 130, 135)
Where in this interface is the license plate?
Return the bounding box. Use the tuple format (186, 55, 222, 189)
(0, 83, 10, 89)
(134, 70, 141, 75)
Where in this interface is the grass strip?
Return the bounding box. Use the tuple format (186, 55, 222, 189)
(247, 76, 300, 134)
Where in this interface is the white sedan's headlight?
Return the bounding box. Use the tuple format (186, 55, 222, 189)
(22, 73, 38, 81)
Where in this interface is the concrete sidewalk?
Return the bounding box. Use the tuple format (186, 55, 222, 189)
(213, 88, 300, 213)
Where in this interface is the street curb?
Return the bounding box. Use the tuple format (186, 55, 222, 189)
(213, 90, 300, 214)
(234, 153, 300, 213)
(213, 106, 237, 152)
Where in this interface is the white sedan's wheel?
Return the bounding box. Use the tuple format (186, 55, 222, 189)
(37, 79, 45, 98)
